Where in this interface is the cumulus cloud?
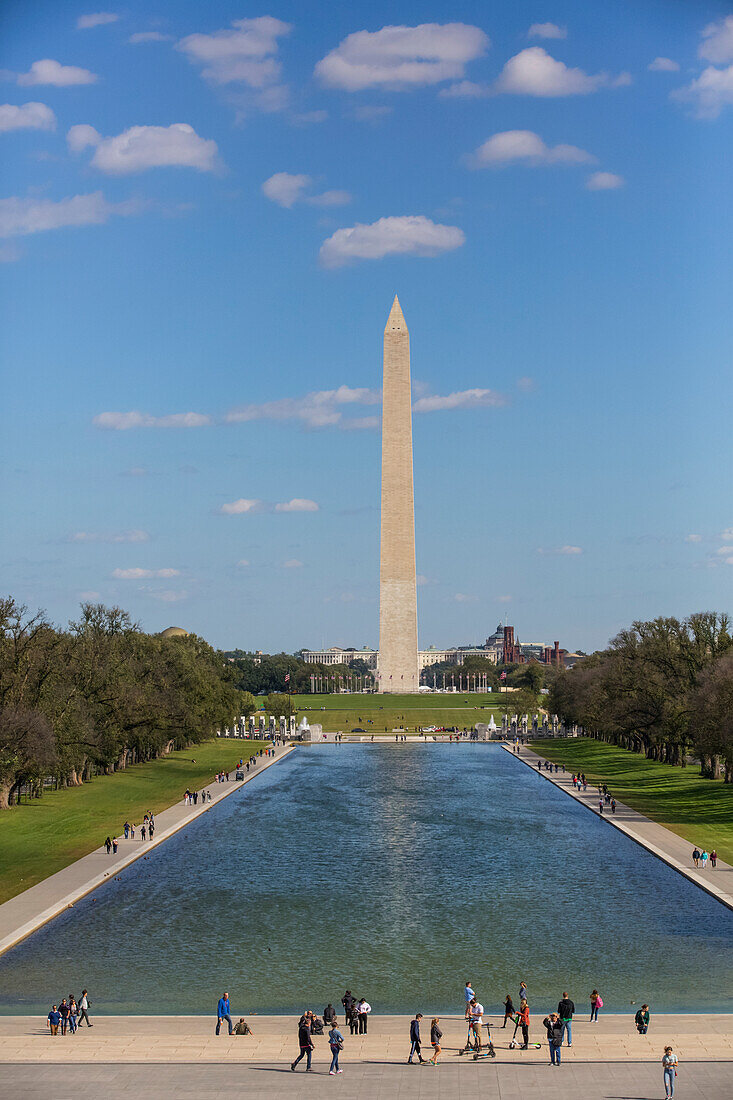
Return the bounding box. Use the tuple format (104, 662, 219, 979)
(112, 567, 180, 579)
(672, 64, 733, 119)
(413, 388, 504, 412)
(67, 122, 219, 174)
(469, 129, 596, 167)
(77, 12, 118, 30)
(283, 559, 303, 568)
(129, 31, 172, 44)
(0, 102, 56, 133)
(177, 15, 291, 93)
(715, 545, 733, 556)
(315, 22, 489, 91)
(684, 533, 702, 543)
(93, 410, 211, 429)
(494, 47, 625, 96)
(537, 545, 583, 555)
(0, 191, 138, 238)
(528, 23, 567, 40)
(221, 499, 262, 515)
(699, 16, 733, 64)
(18, 59, 97, 86)
(586, 171, 624, 190)
(227, 385, 381, 430)
(261, 172, 350, 208)
(648, 57, 679, 72)
(71, 529, 149, 543)
(319, 215, 464, 267)
(274, 499, 319, 512)
(721, 527, 733, 541)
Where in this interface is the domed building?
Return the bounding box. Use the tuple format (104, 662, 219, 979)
(159, 626, 189, 639)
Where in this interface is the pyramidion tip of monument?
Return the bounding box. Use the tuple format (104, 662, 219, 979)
(385, 294, 406, 333)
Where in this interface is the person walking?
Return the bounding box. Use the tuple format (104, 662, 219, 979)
(519, 981, 528, 1005)
(557, 991, 575, 1046)
(216, 991, 233, 1035)
(104, 837, 112, 854)
(428, 1017, 442, 1065)
(543, 1012, 563, 1065)
(700, 849, 709, 867)
(328, 1021, 344, 1075)
(141, 823, 146, 841)
(464, 980, 475, 1019)
(711, 848, 718, 868)
(502, 994, 514, 1027)
(68, 998, 78, 1034)
(78, 990, 92, 1027)
(635, 1004, 650, 1034)
(692, 847, 700, 867)
(47, 1006, 61, 1035)
(291, 1013, 314, 1072)
(112, 837, 118, 854)
(342, 990, 355, 1020)
(408, 1013, 425, 1063)
(662, 1045, 679, 1097)
(590, 989, 602, 1022)
(123, 822, 130, 839)
(357, 997, 371, 1034)
(58, 999, 70, 1035)
(515, 1000, 530, 1049)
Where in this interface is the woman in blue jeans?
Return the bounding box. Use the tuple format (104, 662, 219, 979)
(590, 989, 601, 1022)
(329, 1023, 345, 1075)
(662, 1046, 678, 1097)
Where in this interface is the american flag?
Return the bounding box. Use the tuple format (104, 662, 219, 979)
(284, 673, 290, 684)
(500, 670, 507, 681)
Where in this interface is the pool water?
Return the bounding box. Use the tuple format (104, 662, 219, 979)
(0, 744, 730, 1015)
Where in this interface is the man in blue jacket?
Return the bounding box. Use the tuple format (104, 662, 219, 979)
(408, 1013, 425, 1063)
(216, 992, 233, 1035)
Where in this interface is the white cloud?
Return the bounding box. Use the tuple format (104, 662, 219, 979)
(586, 171, 624, 190)
(721, 527, 733, 540)
(177, 16, 291, 90)
(439, 80, 491, 98)
(93, 410, 211, 429)
(262, 172, 311, 207)
(517, 376, 535, 392)
(454, 592, 471, 602)
(71, 529, 150, 543)
(469, 129, 596, 167)
(68, 122, 219, 174)
(413, 388, 504, 412)
(416, 574, 431, 586)
(221, 499, 262, 515)
(319, 215, 464, 267)
(227, 385, 381, 430)
(0, 102, 56, 133)
(699, 16, 733, 64)
(112, 567, 180, 579)
(129, 31, 172, 44)
(274, 499, 319, 512)
(283, 558, 303, 568)
(262, 172, 351, 208)
(0, 191, 138, 238)
(78, 590, 101, 600)
(77, 12, 118, 30)
(315, 22, 489, 91)
(685, 533, 702, 543)
(340, 415, 380, 431)
(673, 64, 733, 119)
(18, 59, 97, 86)
(538, 545, 583, 555)
(715, 545, 733, 556)
(495, 47, 622, 96)
(528, 23, 567, 40)
(236, 559, 250, 567)
(497, 594, 512, 603)
(648, 57, 679, 72)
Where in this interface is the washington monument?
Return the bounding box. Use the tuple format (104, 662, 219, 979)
(378, 296, 419, 693)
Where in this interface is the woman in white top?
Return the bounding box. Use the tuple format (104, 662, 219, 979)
(662, 1046, 678, 1098)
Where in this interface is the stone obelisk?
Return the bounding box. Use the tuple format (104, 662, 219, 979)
(378, 296, 419, 693)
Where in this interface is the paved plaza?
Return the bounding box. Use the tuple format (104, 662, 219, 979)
(1, 1014, 731, 1098)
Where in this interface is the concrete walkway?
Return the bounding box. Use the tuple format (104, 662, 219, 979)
(509, 744, 733, 910)
(0, 743, 294, 956)
(0, 1014, 731, 1098)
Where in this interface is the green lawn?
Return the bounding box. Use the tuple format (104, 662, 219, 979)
(0, 740, 265, 904)
(294, 691, 525, 734)
(530, 737, 733, 865)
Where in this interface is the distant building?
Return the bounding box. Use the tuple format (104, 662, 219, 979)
(303, 647, 378, 669)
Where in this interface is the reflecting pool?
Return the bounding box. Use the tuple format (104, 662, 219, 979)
(1, 745, 731, 1014)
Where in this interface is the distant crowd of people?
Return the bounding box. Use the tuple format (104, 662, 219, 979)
(691, 846, 718, 868)
(46, 990, 92, 1035)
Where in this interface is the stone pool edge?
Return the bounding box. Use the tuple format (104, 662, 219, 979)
(507, 743, 733, 912)
(0, 744, 296, 958)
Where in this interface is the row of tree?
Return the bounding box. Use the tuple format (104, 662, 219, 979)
(548, 612, 733, 781)
(0, 597, 245, 809)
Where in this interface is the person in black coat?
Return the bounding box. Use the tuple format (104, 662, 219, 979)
(557, 992, 575, 1046)
(291, 1014, 314, 1072)
(408, 1013, 425, 1064)
(543, 1013, 564, 1066)
(324, 1004, 336, 1025)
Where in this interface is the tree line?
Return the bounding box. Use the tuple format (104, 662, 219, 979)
(548, 612, 733, 781)
(0, 597, 245, 809)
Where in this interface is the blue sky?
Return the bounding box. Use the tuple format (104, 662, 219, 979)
(2, 0, 732, 654)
